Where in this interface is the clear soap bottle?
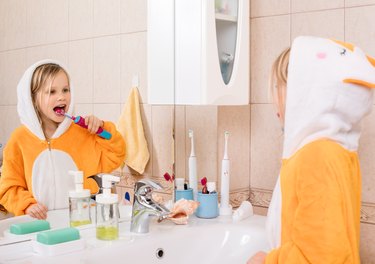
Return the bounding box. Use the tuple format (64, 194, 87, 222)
(96, 174, 120, 240)
(69, 170, 92, 227)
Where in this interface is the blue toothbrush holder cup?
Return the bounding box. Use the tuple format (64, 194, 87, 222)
(196, 192, 219, 219)
(175, 188, 194, 201)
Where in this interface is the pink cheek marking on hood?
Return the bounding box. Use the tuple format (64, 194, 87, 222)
(316, 52, 327, 59)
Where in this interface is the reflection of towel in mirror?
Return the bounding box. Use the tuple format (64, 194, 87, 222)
(117, 87, 150, 174)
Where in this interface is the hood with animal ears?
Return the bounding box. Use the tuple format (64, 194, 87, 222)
(282, 36, 375, 158)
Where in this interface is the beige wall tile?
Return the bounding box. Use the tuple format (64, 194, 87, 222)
(0, 0, 27, 51)
(253, 206, 268, 216)
(0, 49, 26, 105)
(26, 0, 46, 46)
(74, 104, 93, 117)
(0, 106, 20, 146)
(291, 0, 344, 13)
(93, 104, 121, 124)
(359, 108, 375, 203)
(185, 106, 218, 183)
(151, 106, 174, 178)
(69, 0, 93, 40)
(250, 104, 283, 190)
(120, 33, 147, 104)
(346, 0, 375, 7)
(345, 5, 375, 57)
(26, 43, 69, 67)
(360, 222, 375, 263)
(93, 0, 120, 37)
(68, 39, 93, 104)
(120, 0, 147, 33)
(174, 106, 186, 179)
(251, 15, 290, 104)
(0, 1, 7, 51)
(93, 36, 121, 103)
(27, 0, 69, 46)
(291, 9, 345, 41)
(44, 0, 69, 44)
(251, 0, 290, 18)
(218, 105, 250, 191)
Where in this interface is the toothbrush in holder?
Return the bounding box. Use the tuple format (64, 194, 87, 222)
(220, 131, 232, 216)
(188, 129, 198, 201)
(56, 109, 111, 140)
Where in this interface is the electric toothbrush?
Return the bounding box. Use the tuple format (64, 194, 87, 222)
(188, 129, 198, 201)
(55, 109, 112, 140)
(220, 131, 232, 215)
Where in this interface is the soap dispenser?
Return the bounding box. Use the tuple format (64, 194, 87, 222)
(95, 174, 120, 240)
(68, 170, 92, 227)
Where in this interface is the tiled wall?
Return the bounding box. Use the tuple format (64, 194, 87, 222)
(1, 0, 375, 261)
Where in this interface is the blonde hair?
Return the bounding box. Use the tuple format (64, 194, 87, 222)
(270, 47, 290, 122)
(31, 63, 69, 124)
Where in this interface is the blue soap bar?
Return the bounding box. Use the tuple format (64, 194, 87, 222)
(10, 220, 50, 235)
(37, 227, 80, 245)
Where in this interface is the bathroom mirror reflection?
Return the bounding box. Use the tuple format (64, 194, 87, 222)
(0, 0, 249, 221)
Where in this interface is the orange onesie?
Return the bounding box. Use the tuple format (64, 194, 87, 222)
(266, 36, 375, 263)
(0, 59, 125, 215)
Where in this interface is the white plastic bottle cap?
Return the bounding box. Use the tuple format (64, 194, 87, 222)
(175, 178, 185, 190)
(207, 182, 216, 193)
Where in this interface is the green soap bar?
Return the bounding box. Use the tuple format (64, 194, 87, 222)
(10, 220, 50, 235)
(37, 227, 80, 245)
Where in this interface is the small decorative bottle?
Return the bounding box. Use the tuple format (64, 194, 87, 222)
(69, 170, 92, 227)
(96, 174, 120, 240)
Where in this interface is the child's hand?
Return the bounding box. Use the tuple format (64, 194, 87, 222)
(25, 203, 48, 219)
(84, 115, 104, 134)
(247, 251, 267, 264)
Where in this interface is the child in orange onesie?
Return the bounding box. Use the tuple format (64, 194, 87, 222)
(248, 36, 375, 263)
(0, 60, 125, 219)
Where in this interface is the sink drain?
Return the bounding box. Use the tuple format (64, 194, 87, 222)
(156, 248, 164, 259)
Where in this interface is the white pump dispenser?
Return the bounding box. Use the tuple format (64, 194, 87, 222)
(220, 131, 232, 216)
(96, 174, 120, 240)
(68, 170, 91, 227)
(188, 129, 198, 201)
(96, 174, 120, 204)
(69, 170, 90, 198)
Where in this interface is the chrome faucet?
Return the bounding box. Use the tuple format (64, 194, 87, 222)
(131, 179, 170, 233)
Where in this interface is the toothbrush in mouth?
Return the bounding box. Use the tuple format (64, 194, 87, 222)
(55, 108, 112, 140)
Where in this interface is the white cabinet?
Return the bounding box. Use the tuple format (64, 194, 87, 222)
(148, 0, 249, 105)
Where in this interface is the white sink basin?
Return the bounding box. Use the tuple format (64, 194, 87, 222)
(0, 209, 269, 264)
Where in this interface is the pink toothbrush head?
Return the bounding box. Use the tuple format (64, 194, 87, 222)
(55, 108, 74, 120)
(55, 108, 65, 116)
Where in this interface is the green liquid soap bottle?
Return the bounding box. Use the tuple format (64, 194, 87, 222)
(95, 174, 120, 240)
(69, 170, 92, 227)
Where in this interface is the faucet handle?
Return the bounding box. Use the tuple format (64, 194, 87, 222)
(134, 179, 163, 193)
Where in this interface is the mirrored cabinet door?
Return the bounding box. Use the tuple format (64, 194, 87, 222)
(148, 0, 249, 106)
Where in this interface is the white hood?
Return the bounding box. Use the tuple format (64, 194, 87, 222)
(17, 59, 75, 140)
(267, 36, 375, 249)
(283, 36, 375, 158)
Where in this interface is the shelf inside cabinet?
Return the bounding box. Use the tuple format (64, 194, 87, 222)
(215, 13, 237, 22)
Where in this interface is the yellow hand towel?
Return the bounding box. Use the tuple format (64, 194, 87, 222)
(117, 87, 150, 174)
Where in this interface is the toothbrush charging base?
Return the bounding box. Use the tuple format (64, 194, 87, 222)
(219, 205, 233, 216)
